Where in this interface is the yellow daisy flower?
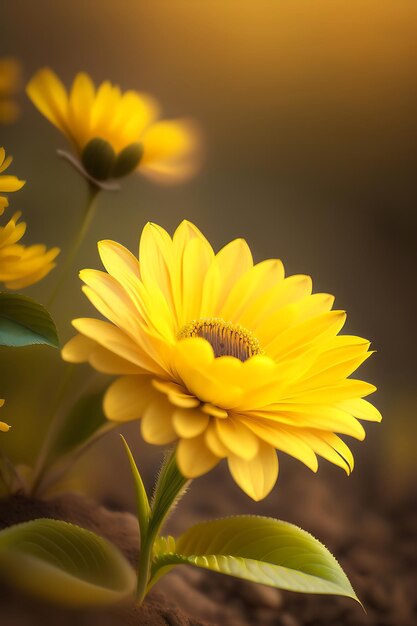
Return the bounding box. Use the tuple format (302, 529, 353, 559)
(27, 68, 200, 184)
(62, 221, 381, 501)
(0, 399, 10, 432)
(0, 148, 25, 215)
(0, 211, 59, 289)
(0, 58, 21, 124)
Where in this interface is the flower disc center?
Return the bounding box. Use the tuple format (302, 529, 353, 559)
(178, 318, 262, 361)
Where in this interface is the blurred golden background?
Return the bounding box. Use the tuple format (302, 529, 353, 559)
(1, 1, 416, 511)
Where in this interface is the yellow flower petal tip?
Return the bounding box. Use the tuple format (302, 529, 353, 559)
(0, 211, 59, 289)
(0, 398, 10, 432)
(27, 68, 202, 185)
(0, 147, 25, 209)
(63, 221, 380, 500)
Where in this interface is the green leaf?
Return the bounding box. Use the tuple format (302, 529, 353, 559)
(0, 518, 136, 606)
(149, 452, 188, 537)
(0, 293, 59, 348)
(51, 388, 109, 461)
(121, 435, 150, 541)
(152, 516, 360, 602)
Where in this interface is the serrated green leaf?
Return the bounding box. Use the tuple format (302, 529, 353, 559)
(152, 516, 359, 602)
(121, 435, 150, 541)
(149, 452, 188, 536)
(0, 293, 59, 348)
(0, 518, 136, 606)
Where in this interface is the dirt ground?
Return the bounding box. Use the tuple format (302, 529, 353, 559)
(0, 466, 415, 626)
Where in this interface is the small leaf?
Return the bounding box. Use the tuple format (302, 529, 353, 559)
(149, 452, 188, 536)
(51, 388, 109, 461)
(121, 435, 150, 541)
(0, 519, 136, 606)
(152, 516, 359, 602)
(0, 293, 59, 348)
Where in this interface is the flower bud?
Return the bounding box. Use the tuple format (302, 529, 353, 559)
(81, 138, 116, 181)
(113, 142, 144, 178)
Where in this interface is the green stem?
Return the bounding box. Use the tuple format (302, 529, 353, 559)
(29, 364, 75, 496)
(136, 451, 189, 605)
(30, 182, 100, 496)
(47, 181, 100, 309)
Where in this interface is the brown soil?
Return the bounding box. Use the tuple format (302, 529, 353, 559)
(0, 475, 416, 626)
(0, 494, 208, 626)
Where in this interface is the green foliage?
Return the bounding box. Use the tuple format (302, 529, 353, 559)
(51, 388, 109, 462)
(0, 519, 136, 606)
(152, 516, 359, 602)
(149, 452, 188, 537)
(0, 293, 59, 348)
(121, 435, 150, 540)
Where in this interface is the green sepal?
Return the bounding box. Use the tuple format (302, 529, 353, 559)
(81, 138, 116, 181)
(151, 516, 360, 603)
(113, 142, 144, 178)
(0, 519, 136, 606)
(0, 293, 59, 348)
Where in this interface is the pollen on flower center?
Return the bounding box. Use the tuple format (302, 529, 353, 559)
(178, 318, 262, 361)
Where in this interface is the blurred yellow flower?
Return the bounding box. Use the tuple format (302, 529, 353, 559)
(0, 211, 59, 289)
(62, 221, 381, 501)
(27, 68, 200, 184)
(0, 58, 21, 124)
(0, 400, 10, 432)
(0, 148, 25, 215)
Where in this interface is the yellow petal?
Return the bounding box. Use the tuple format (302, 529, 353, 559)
(72, 317, 163, 375)
(204, 422, 229, 457)
(238, 274, 312, 330)
(253, 403, 366, 440)
(26, 68, 70, 136)
(0, 175, 25, 192)
(221, 258, 285, 323)
(140, 119, 201, 183)
(61, 334, 96, 363)
(174, 338, 243, 408)
(98, 239, 140, 281)
(152, 379, 200, 408)
(201, 238, 253, 316)
(336, 397, 382, 422)
(216, 417, 259, 460)
(172, 408, 209, 438)
(240, 416, 318, 472)
(176, 435, 220, 477)
(141, 397, 177, 445)
(297, 430, 354, 474)
(268, 310, 347, 361)
(68, 72, 95, 149)
(228, 442, 278, 501)
(103, 375, 155, 422)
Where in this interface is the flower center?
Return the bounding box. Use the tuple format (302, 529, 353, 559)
(178, 318, 262, 361)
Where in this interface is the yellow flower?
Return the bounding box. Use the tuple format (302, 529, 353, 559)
(0, 399, 10, 432)
(27, 68, 200, 184)
(0, 148, 25, 215)
(62, 221, 381, 501)
(0, 211, 59, 289)
(0, 58, 21, 124)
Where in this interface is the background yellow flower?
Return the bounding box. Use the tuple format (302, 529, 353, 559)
(0, 211, 59, 289)
(63, 221, 380, 501)
(0, 58, 21, 124)
(0, 148, 25, 216)
(27, 68, 201, 183)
